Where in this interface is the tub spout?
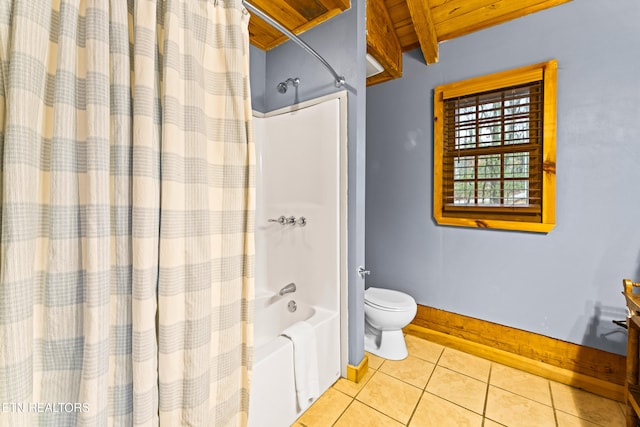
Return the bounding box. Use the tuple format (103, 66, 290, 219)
(279, 282, 296, 296)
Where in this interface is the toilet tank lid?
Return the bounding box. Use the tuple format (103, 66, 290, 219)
(365, 287, 416, 311)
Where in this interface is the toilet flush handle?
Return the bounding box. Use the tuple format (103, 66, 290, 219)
(357, 266, 371, 279)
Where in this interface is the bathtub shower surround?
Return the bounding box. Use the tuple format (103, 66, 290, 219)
(249, 92, 348, 427)
(0, 1, 254, 426)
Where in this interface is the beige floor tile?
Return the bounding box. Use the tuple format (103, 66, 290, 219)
(356, 371, 422, 424)
(405, 335, 445, 363)
(490, 363, 552, 406)
(555, 410, 603, 427)
(307, 340, 628, 427)
(408, 392, 483, 427)
(485, 386, 556, 427)
(483, 419, 507, 427)
(438, 347, 491, 382)
(366, 352, 385, 370)
(334, 400, 404, 427)
(378, 355, 435, 389)
(332, 367, 374, 397)
(425, 366, 487, 414)
(619, 401, 628, 417)
(550, 382, 625, 427)
(295, 388, 352, 427)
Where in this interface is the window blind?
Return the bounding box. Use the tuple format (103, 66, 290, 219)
(442, 81, 544, 222)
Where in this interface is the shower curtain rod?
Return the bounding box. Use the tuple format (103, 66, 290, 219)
(242, 1, 346, 88)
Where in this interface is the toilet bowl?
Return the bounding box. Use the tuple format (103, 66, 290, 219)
(364, 287, 417, 360)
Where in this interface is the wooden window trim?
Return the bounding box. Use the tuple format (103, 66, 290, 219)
(433, 60, 557, 233)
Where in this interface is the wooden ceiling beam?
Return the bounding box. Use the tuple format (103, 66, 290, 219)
(405, 0, 439, 64)
(367, 0, 403, 83)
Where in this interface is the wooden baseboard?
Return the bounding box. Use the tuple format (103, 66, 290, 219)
(347, 355, 369, 383)
(406, 305, 625, 402)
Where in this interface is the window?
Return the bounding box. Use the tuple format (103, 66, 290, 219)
(433, 60, 557, 232)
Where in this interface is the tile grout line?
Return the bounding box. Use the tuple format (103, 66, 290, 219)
(488, 379, 555, 409)
(340, 362, 420, 426)
(329, 372, 371, 426)
(329, 393, 354, 427)
(426, 346, 497, 423)
(548, 380, 559, 427)
(404, 349, 444, 426)
(356, 369, 421, 425)
(481, 363, 493, 426)
(406, 389, 425, 426)
(326, 373, 373, 426)
(357, 400, 407, 425)
(351, 376, 413, 427)
(378, 342, 448, 425)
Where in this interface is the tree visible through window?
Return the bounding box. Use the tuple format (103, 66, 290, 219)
(433, 61, 557, 232)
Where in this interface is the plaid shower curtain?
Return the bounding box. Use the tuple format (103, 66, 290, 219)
(0, 0, 255, 425)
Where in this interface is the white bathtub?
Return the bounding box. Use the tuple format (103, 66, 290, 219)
(248, 294, 341, 427)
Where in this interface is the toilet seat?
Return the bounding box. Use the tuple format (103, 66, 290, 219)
(365, 287, 416, 312)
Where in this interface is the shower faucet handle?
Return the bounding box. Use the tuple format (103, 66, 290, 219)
(268, 215, 306, 226)
(268, 216, 287, 225)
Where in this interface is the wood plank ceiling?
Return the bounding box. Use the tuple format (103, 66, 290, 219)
(247, 0, 572, 85)
(247, 0, 351, 50)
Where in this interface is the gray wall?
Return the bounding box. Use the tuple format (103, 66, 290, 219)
(249, 45, 266, 113)
(249, 4, 368, 366)
(366, 0, 640, 355)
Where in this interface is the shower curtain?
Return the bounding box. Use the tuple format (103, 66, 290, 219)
(0, 0, 255, 426)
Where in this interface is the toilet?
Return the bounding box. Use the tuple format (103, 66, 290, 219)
(364, 287, 417, 360)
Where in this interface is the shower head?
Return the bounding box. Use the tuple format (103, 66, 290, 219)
(277, 77, 300, 94)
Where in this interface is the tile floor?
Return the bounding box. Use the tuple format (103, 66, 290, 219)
(293, 334, 626, 427)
